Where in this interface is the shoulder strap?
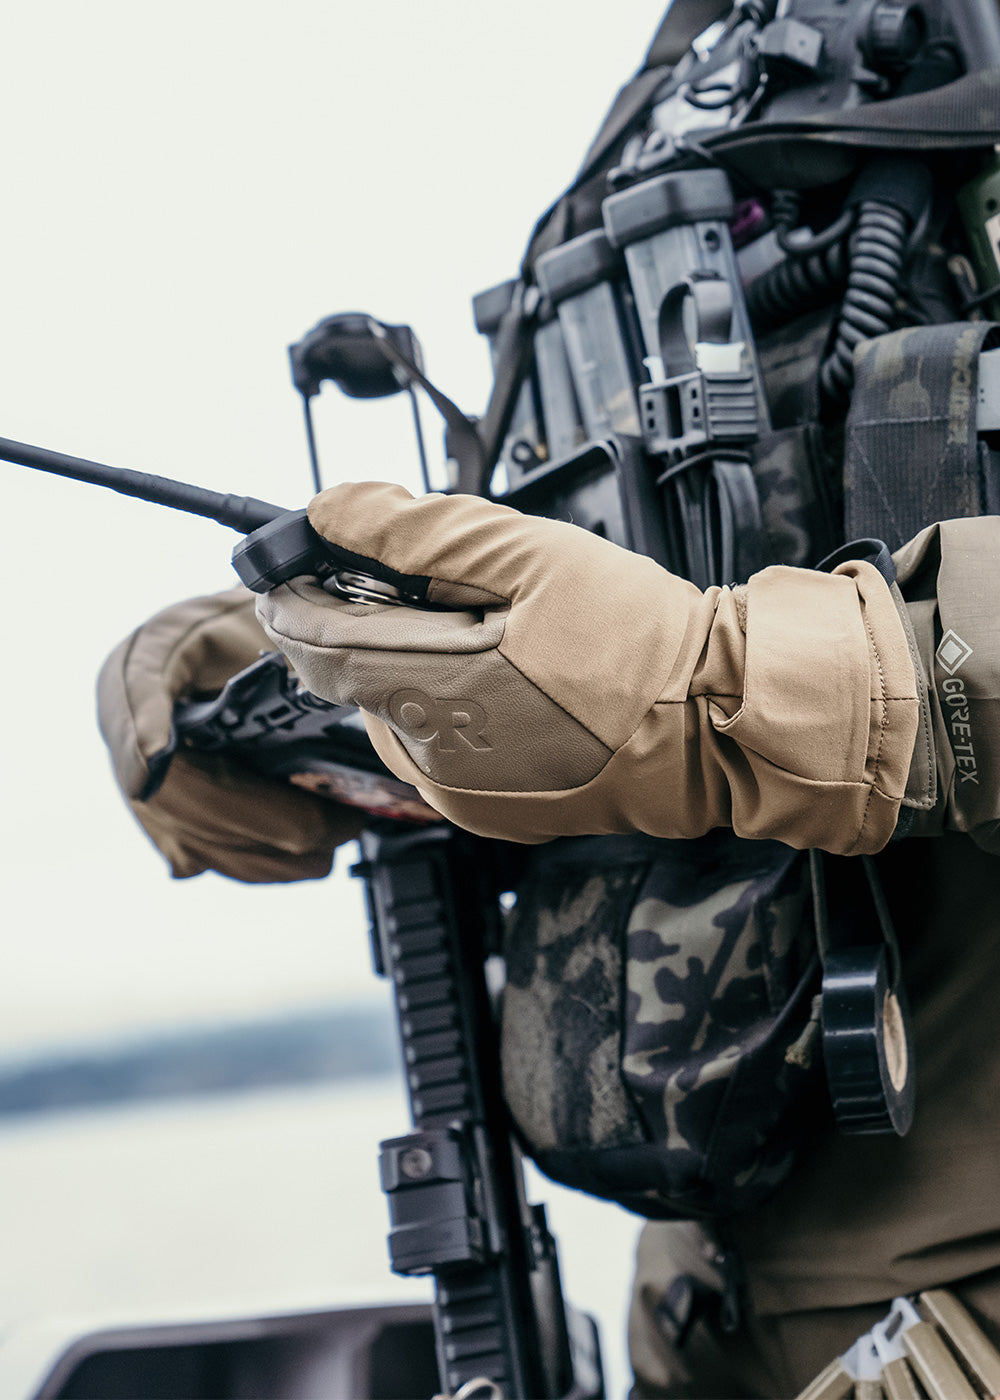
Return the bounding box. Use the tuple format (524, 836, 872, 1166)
(705, 68, 1000, 189)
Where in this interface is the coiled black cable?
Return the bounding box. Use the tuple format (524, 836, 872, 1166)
(746, 232, 849, 329)
(780, 208, 855, 258)
(819, 200, 910, 407)
(745, 192, 858, 330)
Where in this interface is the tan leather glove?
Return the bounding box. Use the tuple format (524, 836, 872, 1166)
(256, 482, 921, 855)
(97, 586, 364, 881)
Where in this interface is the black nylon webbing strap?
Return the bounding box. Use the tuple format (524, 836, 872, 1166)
(474, 283, 541, 496)
(363, 319, 486, 496)
(703, 68, 1000, 186)
(844, 322, 1000, 552)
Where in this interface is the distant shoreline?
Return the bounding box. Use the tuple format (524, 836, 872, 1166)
(0, 1004, 401, 1119)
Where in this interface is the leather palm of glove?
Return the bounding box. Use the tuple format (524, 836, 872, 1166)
(97, 587, 364, 882)
(256, 481, 922, 856)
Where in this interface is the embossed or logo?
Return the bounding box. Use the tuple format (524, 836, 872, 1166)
(388, 688, 492, 752)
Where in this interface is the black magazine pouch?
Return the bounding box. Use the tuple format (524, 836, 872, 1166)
(500, 830, 823, 1220)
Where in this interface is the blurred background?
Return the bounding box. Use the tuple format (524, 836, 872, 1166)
(0, 2, 666, 1394)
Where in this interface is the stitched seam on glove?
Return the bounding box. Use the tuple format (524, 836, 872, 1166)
(854, 607, 889, 853)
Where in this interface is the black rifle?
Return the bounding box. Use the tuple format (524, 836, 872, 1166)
(169, 656, 605, 1397)
(357, 822, 602, 1399)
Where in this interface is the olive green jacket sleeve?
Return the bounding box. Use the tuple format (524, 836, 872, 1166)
(894, 516, 1000, 856)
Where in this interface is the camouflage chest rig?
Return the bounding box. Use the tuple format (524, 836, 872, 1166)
(465, 0, 1000, 1221)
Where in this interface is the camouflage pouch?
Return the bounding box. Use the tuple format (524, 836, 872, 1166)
(751, 308, 844, 570)
(844, 321, 1000, 551)
(500, 831, 824, 1219)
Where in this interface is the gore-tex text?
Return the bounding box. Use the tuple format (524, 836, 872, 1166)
(942, 676, 980, 785)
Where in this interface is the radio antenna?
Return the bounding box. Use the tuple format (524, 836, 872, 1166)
(0, 434, 284, 533)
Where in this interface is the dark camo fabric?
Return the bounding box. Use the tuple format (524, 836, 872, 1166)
(845, 320, 1000, 551)
(501, 832, 824, 1219)
(751, 310, 843, 569)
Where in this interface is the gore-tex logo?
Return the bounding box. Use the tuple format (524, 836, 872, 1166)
(936, 629, 973, 676)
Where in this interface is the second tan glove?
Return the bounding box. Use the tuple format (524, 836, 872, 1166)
(255, 482, 920, 856)
(97, 586, 364, 882)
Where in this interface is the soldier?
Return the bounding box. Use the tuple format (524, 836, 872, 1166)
(97, 3, 1000, 1394)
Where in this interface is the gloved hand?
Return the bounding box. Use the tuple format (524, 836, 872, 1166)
(97, 586, 364, 881)
(256, 481, 921, 855)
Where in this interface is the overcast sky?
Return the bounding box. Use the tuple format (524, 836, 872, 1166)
(0, 2, 664, 1054)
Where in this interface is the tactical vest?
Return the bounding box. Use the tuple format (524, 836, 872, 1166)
(482, 0, 1000, 1220)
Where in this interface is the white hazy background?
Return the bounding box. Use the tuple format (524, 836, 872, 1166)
(0, 3, 664, 1394)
